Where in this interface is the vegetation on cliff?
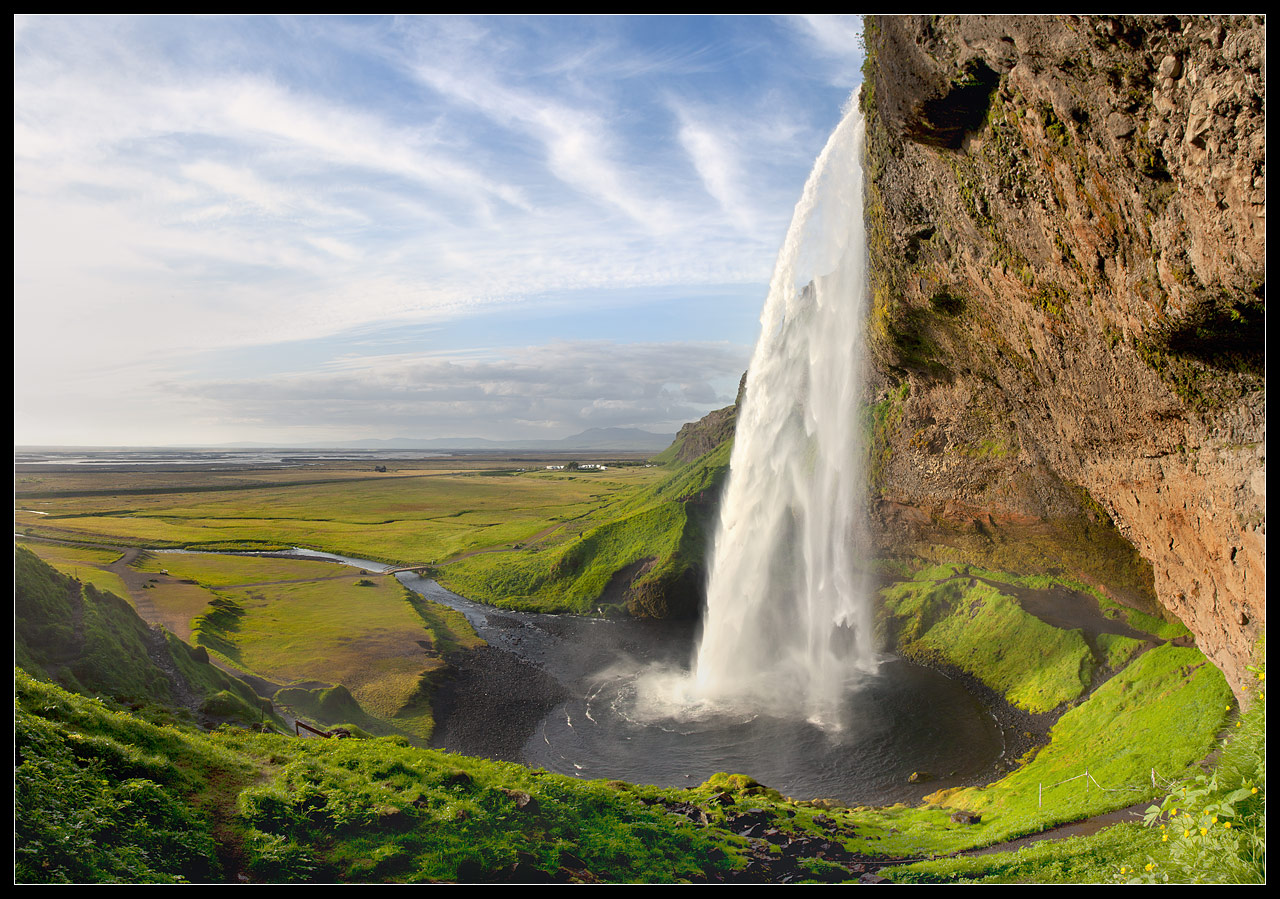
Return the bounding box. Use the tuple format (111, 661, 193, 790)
(439, 435, 732, 617)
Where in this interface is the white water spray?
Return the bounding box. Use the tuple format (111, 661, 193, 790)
(688, 97, 876, 727)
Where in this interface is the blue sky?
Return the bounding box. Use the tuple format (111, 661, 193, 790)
(14, 15, 863, 445)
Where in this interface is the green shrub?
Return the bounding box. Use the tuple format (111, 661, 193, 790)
(1122, 661, 1265, 884)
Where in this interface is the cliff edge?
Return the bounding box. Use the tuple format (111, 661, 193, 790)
(862, 14, 1264, 696)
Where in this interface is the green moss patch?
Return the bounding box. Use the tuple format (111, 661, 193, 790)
(880, 569, 1092, 712)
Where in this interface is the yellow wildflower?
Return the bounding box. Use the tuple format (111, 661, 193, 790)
(1252, 787, 1259, 794)
(1146, 863, 1155, 872)
(1200, 827, 1208, 836)
(1162, 834, 1168, 842)
(1224, 822, 1232, 829)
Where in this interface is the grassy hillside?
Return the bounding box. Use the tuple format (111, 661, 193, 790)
(438, 441, 731, 615)
(15, 545, 270, 728)
(16, 544, 486, 747)
(13, 537, 1264, 884)
(14, 670, 870, 884)
(14, 646, 1261, 884)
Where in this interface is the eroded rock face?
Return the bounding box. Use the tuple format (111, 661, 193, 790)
(862, 15, 1264, 695)
(666, 373, 746, 464)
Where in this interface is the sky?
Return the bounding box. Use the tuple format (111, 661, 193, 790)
(14, 15, 864, 446)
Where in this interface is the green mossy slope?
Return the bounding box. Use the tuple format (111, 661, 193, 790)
(439, 441, 731, 615)
(15, 545, 270, 727)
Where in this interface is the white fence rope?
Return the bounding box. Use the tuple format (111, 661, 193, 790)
(1038, 768, 1168, 809)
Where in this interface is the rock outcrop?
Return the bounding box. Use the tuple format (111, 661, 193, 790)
(660, 374, 747, 465)
(861, 15, 1264, 696)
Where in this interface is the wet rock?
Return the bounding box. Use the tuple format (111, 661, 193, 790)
(501, 789, 539, 814)
(950, 810, 982, 825)
(443, 770, 472, 788)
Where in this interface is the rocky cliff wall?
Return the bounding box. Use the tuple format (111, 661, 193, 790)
(861, 15, 1264, 696)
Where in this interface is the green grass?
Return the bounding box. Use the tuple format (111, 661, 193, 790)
(18, 539, 482, 742)
(1118, 658, 1265, 884)
(880, 569, 1093, 712)
(439, 441, 730, 614)
(15, 449, 721, 618)
(14, 534, 1259, 883)
(15, 546, 277, 727)
(18, 539, 132, 604)
(16, 671, 851, 884)
(16, 466, 666, 566)
(885, 823, 1162, 883)
(136, 553, 362, 586)
(15, 671, 250, 883)
(920, 644, 1231, 840)
(193, 575, 478, 741)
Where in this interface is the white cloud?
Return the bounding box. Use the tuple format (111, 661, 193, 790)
(14, 15, 856, 445)
(789, 15, 865, 87)
(180, 340, 750, 440)
(409, 61, 679, 234)
(675, 108, 756, 234)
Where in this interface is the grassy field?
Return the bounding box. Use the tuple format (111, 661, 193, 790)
(15, 461, 668, 566)
(17, 535, 481, 742)
(18, 541, 131, 601)
(12, 455, 689, 739)
(191, 573, 481, 740)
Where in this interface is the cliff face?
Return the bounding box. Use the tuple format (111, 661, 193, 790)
(658, 374, 746, 465)
(862, 15, 1265, 695)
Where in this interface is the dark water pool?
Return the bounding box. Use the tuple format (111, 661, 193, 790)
(402, 575, 1007, 805)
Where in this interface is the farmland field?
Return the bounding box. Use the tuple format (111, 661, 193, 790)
(16, 456, 667, 565)
(14, 452, 667, 740)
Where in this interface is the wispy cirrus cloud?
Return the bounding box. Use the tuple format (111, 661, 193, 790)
(788, 15, 865, 87)
(14, 15, 859, 445)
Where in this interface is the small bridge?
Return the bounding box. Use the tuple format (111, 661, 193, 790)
(380, 565, 434, 576)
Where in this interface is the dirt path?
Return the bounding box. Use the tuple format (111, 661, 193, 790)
(956, 801, 1150, 858)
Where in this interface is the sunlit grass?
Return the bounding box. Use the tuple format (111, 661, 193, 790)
(16, 467, 666, 566)
(136, 552, 360, 586)
(18, 539, 131, 602)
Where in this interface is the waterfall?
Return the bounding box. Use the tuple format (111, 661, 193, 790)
(690, 96, 875, 728)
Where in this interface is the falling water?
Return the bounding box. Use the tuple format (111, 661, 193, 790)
(688, 97, 875, 728)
